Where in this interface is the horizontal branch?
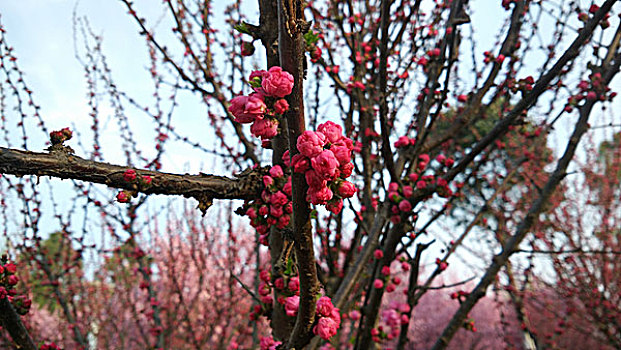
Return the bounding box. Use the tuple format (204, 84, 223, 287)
(0, 146, 263, 211)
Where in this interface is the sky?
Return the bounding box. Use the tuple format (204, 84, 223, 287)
(0, 0, 619, 274)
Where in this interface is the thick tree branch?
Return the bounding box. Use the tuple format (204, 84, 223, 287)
(278, 0, 321, 348)
(0, 298, 37, 350)
(0, 146, 263, 211)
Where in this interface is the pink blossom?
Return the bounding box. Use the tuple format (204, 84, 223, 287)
(394, 135, 410, 148)
(259, 336, 281, 350)
(316, 296, 335, 317)
(263, 175, 274, 187)
(437, 177, 448, 187)
(262, 66, 295, 97)
(374, 249, 384, 259)
(274, 99, 289, 114)
(4, 263, 16, 274)
(292, 154, 311, 173)
(313, 317, 338, 340)
(282, 150, 291, 166)
(274, 278, 285, 290)
(403, 185, 413, 198)
(123, 169, 137, 182)
(374, 279, 384, 289)
(333, 136, 354, 151)
(283, 178, 292, 196)
(7, 274, 19, 285)
(400, 314, 409, 324)
(297, 131, 326, 158)
(311, 150, 339, 180)
(249, 70, 267, 81)
(317, 121, 343, 143)
(269, 165, 284, 178)
(309, 186, 333, 205)
(258, 282, 271, 296)
(259, 269, 271, 282)
(260, 295, 273, 305)
(278, 214, 291, 228)
(141, 175, 152, 185)
(285, 295, 300, 317)
(337, 181, 356, 198)
(258, 206, 269, 216)
(349, 310, 361, 320)
(331, 145, 352, 165)
(270, 191, 288, 207)
(305, 169, 327, 189)
(288, 276, 299, 292)
(116, 191, 130, 203)
(270, 205, 283, 218)
(229, 94, 266, 123)
(246, 207, 257, 219)
(326, 199, 344, 214)
(339, 162, 354, 178)
(251, 117, 279, 139)
(398, 200, 412, 212)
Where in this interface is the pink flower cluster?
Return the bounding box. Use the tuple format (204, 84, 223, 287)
(394, 135, 416, 148)
(259, 336, 282, 350)
(250, 268, 300, 321)
(372, 300, 411, 343)
(229, 67, 294, 141)
(386, 153, 454, 223)
(565, 72, 616, 113)
(288, 122, 356, 213)
(313, 296, 341, 340)
(243, 165, 292, 245)
(0, 258, 32, 316)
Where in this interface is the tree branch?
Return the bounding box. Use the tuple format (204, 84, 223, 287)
(0, 146, 263, 212)
(430, 32, 621, 350)
(0, 298, 37, 350)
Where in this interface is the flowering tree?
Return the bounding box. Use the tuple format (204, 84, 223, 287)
(0, 0, 620, 349)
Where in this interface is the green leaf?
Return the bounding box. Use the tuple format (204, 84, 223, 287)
(304, 31, 320, 46)
(310, 209, 318, 219)
(284, 257, 293, 275)
(249, 77, 262, 88)
(234, 23, 251, 35)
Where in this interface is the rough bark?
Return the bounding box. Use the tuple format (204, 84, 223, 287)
(0, 298, 37, 350)
(0, 146, 264, 213)
(277, 0, 322, 348)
